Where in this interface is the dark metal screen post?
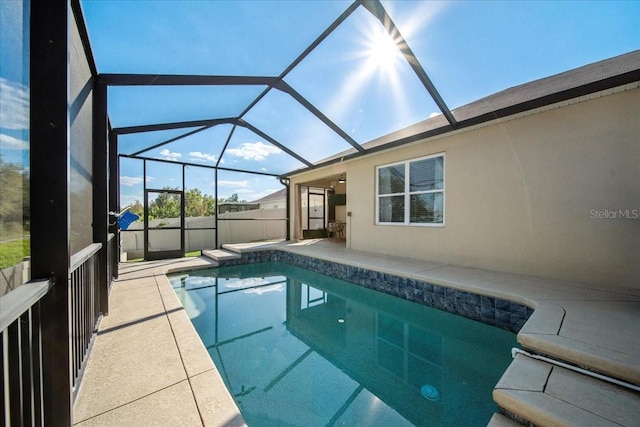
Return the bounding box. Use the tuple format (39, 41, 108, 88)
(109, 131, 119, 279)
(30, 1, 73, 424)
(143, 160, 148, 258)
(182, 164, 186, 254)
(93, 80, 109, 314)
(215, 168, 219, 248)
(280, 178, 291, 241)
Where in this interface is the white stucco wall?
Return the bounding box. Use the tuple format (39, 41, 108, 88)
(289, 86, 640, 289)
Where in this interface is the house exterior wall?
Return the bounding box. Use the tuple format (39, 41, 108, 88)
(290, 86, 640, 289)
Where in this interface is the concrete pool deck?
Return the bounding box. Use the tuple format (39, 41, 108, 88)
(73, 240, 640, 426)
(72, 256, 244, 427)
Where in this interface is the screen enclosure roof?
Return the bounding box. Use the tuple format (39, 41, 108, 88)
(79, 0, 640, 178)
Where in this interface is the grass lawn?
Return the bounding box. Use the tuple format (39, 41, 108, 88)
(0, 239, 30, 270)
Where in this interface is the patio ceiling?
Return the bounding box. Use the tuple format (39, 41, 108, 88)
(80, 0, 640, 187)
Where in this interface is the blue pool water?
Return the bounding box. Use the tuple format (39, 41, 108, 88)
(169, 262, 517, 427)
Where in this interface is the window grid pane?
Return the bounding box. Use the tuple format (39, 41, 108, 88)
(376, 155, 444, 225)
(410, 193, 444, 224)
(378, 195, 405, 223)
(410, 157, 443, 192)
(378, 165, 405, 195)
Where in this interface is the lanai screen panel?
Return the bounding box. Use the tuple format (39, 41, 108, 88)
(107, 85, 265, 129)
(70, 10, 95, 254)
(216, 171, 286, 245)
(284, 6, 440, 144)
(119, 157, 144, 210)
(184, 165, 216, 251)
(141, 125, 234, 167)
(82, 0, 350, 75)
(145, 159, 183, 192)
(220, 126, 306, 176)
(0, 0, 30, 293)
(118, 157, 145, 257)
(118, 128, 204, 157)
(242, 89, 355, 164)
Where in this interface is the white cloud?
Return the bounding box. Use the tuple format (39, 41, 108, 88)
(244, 284, 284, 295)
(160, 148, 181, 161)
(428, 112, 442, 119)
(218, 179, 249, 188)
(235, 189, 254, 194)
(120, 176, 144, 186)
(0, 78, 29, 130)
(224, 277, 269, 290)
(120, 193, 142, 206)
(226, 141, 282, 161)
(189, 151, 217, 163)
(0, 132, 28, 150)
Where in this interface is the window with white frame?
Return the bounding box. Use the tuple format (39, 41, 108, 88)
(376, 154, 444, 225)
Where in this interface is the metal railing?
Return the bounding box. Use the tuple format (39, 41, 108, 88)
(69, 243, 102, 393)
(1, 278, 53, 426)
(2, 242, 107, 424)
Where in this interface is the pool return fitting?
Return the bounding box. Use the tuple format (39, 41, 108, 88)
(511, 348, 640, 393)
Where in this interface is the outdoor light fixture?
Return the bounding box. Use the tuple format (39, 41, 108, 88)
(338, 176, 346, 183)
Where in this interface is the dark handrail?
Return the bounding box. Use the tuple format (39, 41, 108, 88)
(70, 242, 102, 272)
(0, 278, 53, 331)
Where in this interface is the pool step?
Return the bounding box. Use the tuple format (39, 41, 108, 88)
(202, 249, 241, 263)
(487, 413, 521, 427)
(493, 354, 640, 426)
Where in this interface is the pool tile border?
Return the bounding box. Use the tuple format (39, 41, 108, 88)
(218, 249, 532, 332)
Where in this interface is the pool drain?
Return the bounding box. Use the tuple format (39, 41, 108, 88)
(420, 384, 439, 401)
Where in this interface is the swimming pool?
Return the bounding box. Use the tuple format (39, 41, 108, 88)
(170, 261, 517, 426)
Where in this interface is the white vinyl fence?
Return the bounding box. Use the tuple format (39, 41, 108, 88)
(120, 208, 286, 259)
(0, 259, 30, 297)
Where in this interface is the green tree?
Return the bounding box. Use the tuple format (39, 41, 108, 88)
(203, 194, 216, 215)
(127, 187, 218, 221)
(218, 193, 245, 203)
(185, 188, 201, 217)
(185, 189, 217, 217)
(148, 188, 181, 219)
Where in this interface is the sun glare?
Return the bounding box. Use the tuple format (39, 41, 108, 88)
(367, 27, 402, 72)
(326, 23, 405, 123)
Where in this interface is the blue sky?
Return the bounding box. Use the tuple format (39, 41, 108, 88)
(2, 1, 639, 206)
